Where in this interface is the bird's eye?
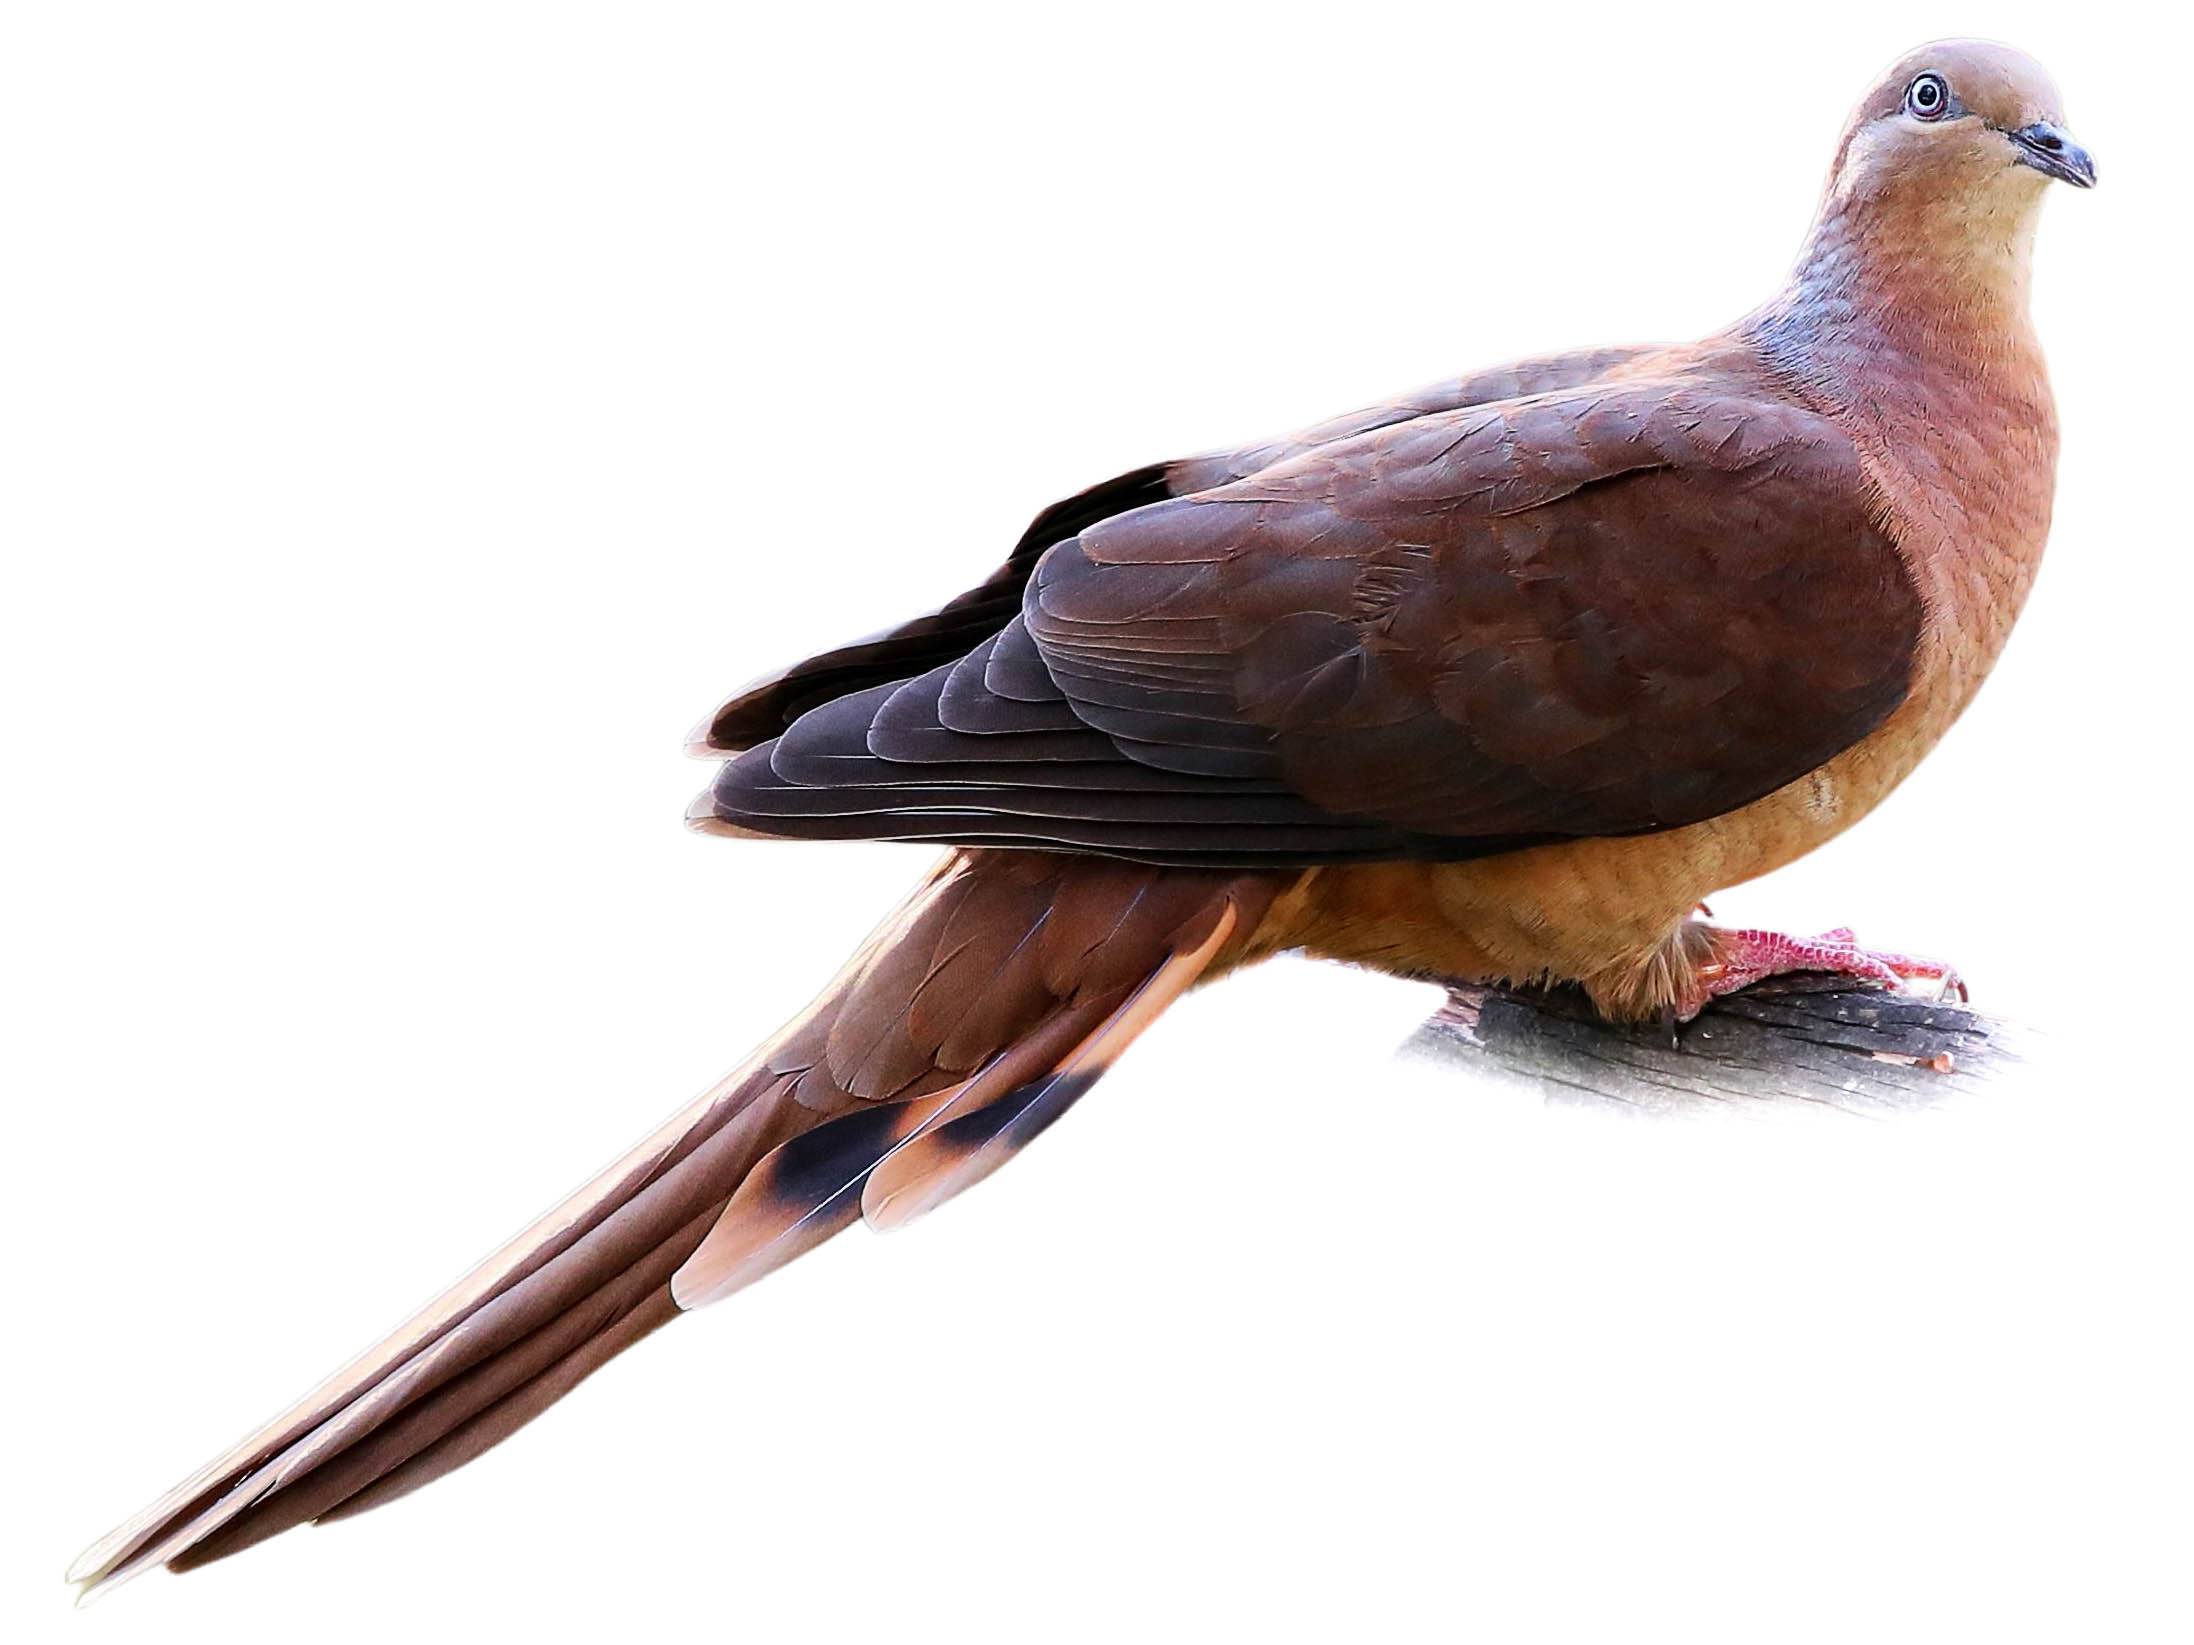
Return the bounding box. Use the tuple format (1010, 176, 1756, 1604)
(1904, 73, 1950, 120)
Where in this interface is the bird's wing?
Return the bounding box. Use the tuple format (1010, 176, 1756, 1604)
(690, 462, 1174, 754)
(695, 373, 1923, 865)
(691, 347, 1659, 754)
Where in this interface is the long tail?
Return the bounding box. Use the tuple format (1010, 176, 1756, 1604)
(69, 851, 1281, 1599)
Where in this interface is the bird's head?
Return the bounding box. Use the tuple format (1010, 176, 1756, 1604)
(1776, 39, 2094, 329)
(1827, 40, 2094, 215)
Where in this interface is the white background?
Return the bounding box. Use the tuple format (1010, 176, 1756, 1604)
(5, 3, 2188, 1641)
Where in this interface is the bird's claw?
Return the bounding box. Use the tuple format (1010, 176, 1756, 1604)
(1684, 925, 1968, 1017)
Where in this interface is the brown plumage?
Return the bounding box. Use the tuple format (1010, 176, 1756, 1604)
(73, 39, 2089, 1597)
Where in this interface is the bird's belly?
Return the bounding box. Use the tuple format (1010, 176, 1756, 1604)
(1278, 699, 1949, 999)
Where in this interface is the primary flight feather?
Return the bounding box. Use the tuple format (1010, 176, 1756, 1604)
(74, 38, 2090, 1596)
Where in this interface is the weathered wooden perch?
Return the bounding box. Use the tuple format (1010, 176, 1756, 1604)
(1400, 975, 2031, 1117)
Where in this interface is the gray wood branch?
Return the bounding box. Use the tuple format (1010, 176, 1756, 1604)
(1399, 976, 2032, 1117)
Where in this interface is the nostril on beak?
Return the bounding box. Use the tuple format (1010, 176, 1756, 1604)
(2010, 120, 2096, 188)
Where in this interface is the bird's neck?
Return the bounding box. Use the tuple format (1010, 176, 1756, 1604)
(1743, 184, 2051, 422)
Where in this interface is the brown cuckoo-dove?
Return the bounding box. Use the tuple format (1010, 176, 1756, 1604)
(72, 37, 2091, 1597)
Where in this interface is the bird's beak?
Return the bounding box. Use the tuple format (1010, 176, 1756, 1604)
(2010, 120, 2096, 188)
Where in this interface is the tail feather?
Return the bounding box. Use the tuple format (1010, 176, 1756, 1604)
(860, 900, 1242, 1231)
(315, 1285, 683, 1527)
(74, 1072, 798, 1596)
(72, 851, 1282, 1597)
(67, 1061, 780, 1598)
(168, 1207, 708, 1569)
(664, 1085, 969, 1309)
(670, 988, 1119, 1308)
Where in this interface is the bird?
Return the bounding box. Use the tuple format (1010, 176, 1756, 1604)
(72, 38, 2090, 1597)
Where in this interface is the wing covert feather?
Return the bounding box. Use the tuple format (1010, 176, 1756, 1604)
(1022, 378, 1923, 842)
(695, 366, 1923, 865)
(690, 345, 1659, 757)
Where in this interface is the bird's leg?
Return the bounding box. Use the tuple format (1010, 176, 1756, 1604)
(1681, 925, 1967, 1020)
(1429, 983, 1492, 1045)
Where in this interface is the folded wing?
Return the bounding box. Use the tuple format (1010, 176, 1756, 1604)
(689, 348, 1657, 757)
(696, 374, 1923, 865)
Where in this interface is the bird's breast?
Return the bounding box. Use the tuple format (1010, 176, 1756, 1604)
(1859, 357, 2059, 754)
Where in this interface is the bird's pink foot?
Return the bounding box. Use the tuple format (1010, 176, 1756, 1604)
(1680, 926, 1967, 1020)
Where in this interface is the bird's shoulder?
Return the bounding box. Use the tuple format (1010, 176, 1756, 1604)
(1051, 341, 1884, 602)
(1162, 341, 1670, 493)
(1150, 346, 1865, 531)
